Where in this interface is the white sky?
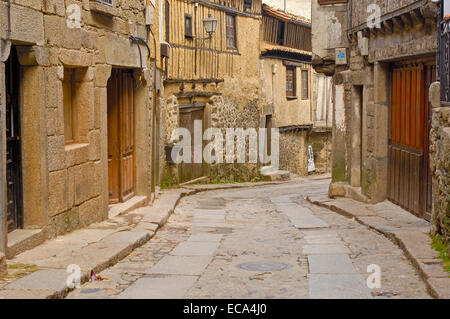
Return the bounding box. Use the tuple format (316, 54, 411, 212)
(262, 0, 311, 19)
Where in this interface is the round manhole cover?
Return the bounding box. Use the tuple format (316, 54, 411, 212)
(237, 262, 292, 271)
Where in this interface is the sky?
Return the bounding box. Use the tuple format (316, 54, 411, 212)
(262, 0, 311, 19)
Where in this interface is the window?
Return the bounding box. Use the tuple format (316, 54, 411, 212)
(243, 0, 252, 12)
(97, 0, 113, 6)
(185, 14, 193, 38)
(302, 70, 309, 100)
(63, 69, 76, 144)
(226, 14, 237, 49)
(286, 66, 296, 97)
(277, 20, 285, 45)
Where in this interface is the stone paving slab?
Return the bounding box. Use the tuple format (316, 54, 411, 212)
(303, 244, 350, 255)
(308, 274, 372, 299)
(305, 237, 342, 244)
(188, 234, 223, 242)
(307, 195, 450, 299)
(119, 275, 198, 299)
(146, 255, 213, 276)
(302, 230, 339, 239)
(275, 204, 329, 229)
(170, 242, 220, 256)
(308, 255, 357, 274)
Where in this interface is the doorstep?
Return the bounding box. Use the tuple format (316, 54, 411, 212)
(108, 196, 148, 219)
(6, 229, 46, 259)
(307, 195, 450, 299)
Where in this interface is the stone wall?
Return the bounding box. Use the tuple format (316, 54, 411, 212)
(0, 0, 159, 244)
(279, 130, 308, 176)
(208, 94, 262, 182)
(429, 82, 450, 249)
(308, 131, 332, 174)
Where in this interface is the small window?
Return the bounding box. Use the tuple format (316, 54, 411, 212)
(63, 69, 76, 144)
(243, 0, 252, 12)
(301, 69, 309, 100)
(97, 0, 113, 6)
(185, 14, 193, 38)
(226, 14, 237, 49)
(286, 66, 296, 97)
(277, 20, 285, 45)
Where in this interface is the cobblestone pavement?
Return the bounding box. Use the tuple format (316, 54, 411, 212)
(66, 179, 431, 299)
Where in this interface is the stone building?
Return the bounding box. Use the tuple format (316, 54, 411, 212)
(161, 0, 266, 185)
(259, 4, 331, 176)
(430, 1, 450, 250)
(312, 0, 445, 234)
(0, 0, 164, 275)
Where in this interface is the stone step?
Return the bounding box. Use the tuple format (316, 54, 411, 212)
(259, 166, 290, 181)
(6, 229, 46, 259)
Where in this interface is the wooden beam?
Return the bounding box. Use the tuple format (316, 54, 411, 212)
(383, 20, 393, 34)
(400, 13, 413, 30)
(392, 17, 404, 32)
(410, 9, 424, 31)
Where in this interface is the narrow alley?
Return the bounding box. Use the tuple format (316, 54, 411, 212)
(66, 179, 430, 299)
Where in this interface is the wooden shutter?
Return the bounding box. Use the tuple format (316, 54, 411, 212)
(302, 70, 309, 100)
(226, 14, 236, 49)
(286, 66, 296, 97)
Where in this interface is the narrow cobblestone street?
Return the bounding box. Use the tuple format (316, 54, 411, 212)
(66, 179, 431, 299)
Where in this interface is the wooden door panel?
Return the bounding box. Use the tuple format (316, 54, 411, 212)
(107, 69, 135, 204)
(388, 58, 435, 220)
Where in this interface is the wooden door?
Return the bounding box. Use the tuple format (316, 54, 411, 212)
(107, 69, 135, 204)
(388, 58, 435, 220)
(5, 46, 23, 232)
(179, 107, 204, 183)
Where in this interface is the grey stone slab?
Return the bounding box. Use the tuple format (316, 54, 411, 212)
(305, 237, 341, 244)
(5, 269, 71, 291)
(308, 254, 357, 274)
(192, 209, 227, 215)
(146, 255, 213, 276)
(170, 241, 220, 256)
(308, 274, 372, 299)
(188, 234, 223, 242)
(276, 204, 329, 229)
(289, 216, 329, 229)
(191, 222, 229, 228)
(303, 244, 350, 255)
(118, 275, 198, 299)
(302, 230, 339, 239)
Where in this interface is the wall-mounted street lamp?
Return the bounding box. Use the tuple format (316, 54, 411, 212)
(201, 14, 218, 40)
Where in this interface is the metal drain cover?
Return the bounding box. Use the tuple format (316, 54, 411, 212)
(237, 262, 292, 272)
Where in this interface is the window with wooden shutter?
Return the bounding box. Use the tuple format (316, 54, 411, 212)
(226, 14, 237, 50)
(286, 66, 296, 97)
(185, 14, 193, 38)
(301, 69, 309, 100)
